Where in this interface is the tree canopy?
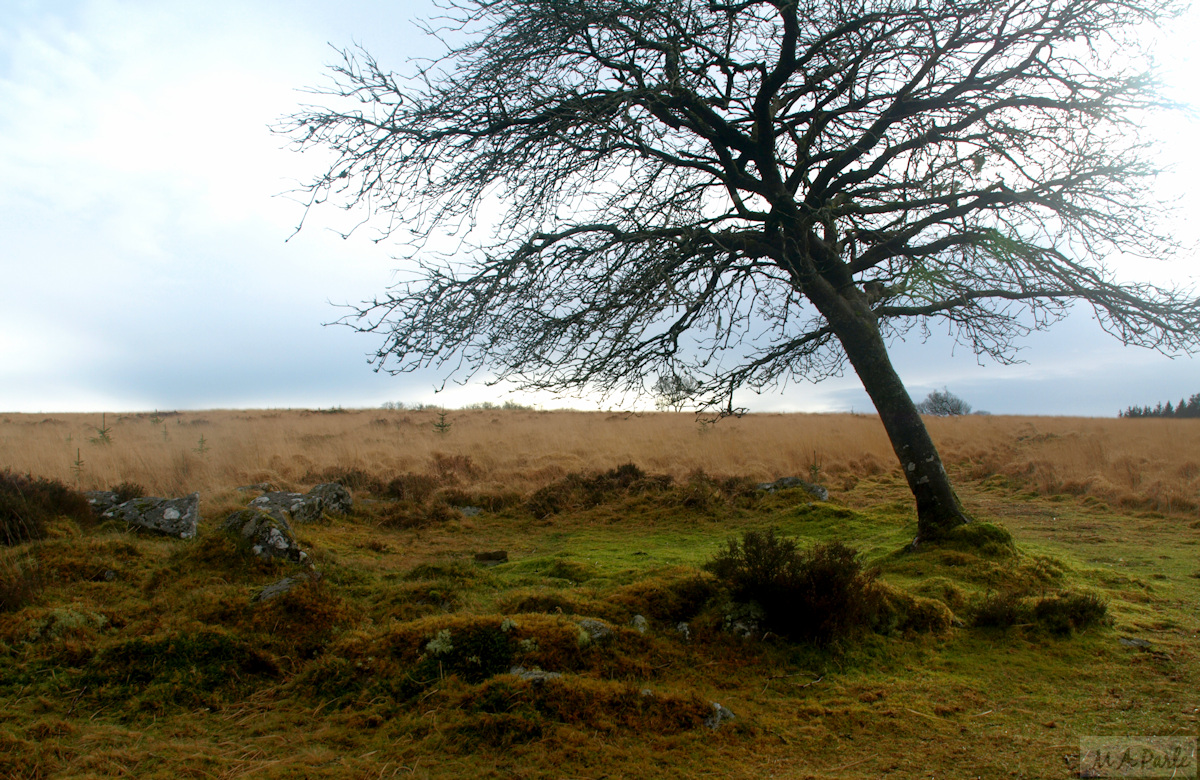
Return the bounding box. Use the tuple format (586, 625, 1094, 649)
(281, 0, 1199, 540)
(915, 389, 973, 417)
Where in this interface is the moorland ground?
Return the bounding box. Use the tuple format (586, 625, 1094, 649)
(1, 409, 1197, 778)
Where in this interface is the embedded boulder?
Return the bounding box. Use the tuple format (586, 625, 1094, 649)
(309, 482, 353, 514)
(103, 493, 199, 539)
(755, 477, 829, 501)
(249, 482, 352, 524)
(223, 507, 307, 564)
(85, 491, 122, 515)
(254, 571, 319, 603)
(705, 702, 736, 731)
(577, 618, 615, 645)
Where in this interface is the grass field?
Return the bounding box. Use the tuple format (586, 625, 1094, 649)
(1, 410, 1197, 778)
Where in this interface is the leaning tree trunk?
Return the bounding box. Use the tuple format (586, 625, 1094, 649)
(806, 276, 970, 542)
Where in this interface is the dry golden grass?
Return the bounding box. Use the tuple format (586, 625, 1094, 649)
(1, 408, 1197, 513)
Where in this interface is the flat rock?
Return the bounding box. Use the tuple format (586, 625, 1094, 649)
(254, 574, 316, 603)
(249, 482, 352, 524)
(103, 493, 199, 539)
(1119, 636, 1152, 649)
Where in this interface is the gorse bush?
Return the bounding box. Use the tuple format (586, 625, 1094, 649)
(1, 469, 93, 546)
(704, 530, 881, 643)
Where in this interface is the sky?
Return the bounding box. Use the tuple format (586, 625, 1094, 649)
(1, 0, 1197, 417)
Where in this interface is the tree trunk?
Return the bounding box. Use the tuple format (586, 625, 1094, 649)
(823, 299, 969, 542)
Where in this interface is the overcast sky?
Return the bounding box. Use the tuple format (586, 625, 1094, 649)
(1, 0, 1197, 416)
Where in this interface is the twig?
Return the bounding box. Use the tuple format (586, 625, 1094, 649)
(65, 686, 87, 717)
(827, 756, 872, 773)
(905, 707, 948, 722)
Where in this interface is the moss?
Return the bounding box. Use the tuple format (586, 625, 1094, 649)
(82, 629, 280, 709)
(928, 522, 1016, 557)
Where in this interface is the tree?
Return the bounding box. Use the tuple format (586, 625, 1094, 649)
(280, 0, 1200, 543)
(915, 389, 972, 417)
(653, 370, 701, 412)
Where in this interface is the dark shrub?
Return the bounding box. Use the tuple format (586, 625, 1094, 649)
(304, 466, 384, 493)
(971, 590, 1109, 635)
(1, 470, 93, 545)
(0, 551, 42, 612)
(384, 473, 442, 503)
(525, 463, 672, 517)
(971, 590, 1025, 629)
(704, 530, 881, 643)
(1031, 591, 1110, 635)
(112, 481, 147, 502)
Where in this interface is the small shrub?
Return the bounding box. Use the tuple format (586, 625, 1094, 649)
(970, 590, 1025, 629)
(112, 481, 147, 502)
(610, 575, 721, 623)
(1031, 591, 1110, 635)
(377, 499, 458, 529)
(1, 470, 93, 545)
(704, 530, 881, 643)
(430, 452, 476, 480)
(970, 590, 1109, 635)
(384, 473, 442, 503)
(525, 463, 673, 517)
(0, 551, 42, 612)
(418, 624, 515, 683)
(304, 466, 384, 493)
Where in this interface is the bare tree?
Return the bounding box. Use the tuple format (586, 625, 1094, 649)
(653, 370, 701, 412)
(279, 0, 1199, 543)
(916, 388, 972, 417)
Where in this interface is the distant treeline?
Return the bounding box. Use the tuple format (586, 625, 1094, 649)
(1120, 393, 1200, 418)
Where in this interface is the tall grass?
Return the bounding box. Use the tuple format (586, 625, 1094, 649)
(0, 409, 1196, 513)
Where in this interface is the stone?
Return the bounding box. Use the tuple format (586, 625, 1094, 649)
(249, 482, 351, 524)
(309, 482, 353, 514)
(254, 573, 319, 603)
(509, 666, 563, 684)
(1119, 636, 1152, 649)
(457, 506, 483, 517)
(85, 491, 122, 515)
(223, 507, 307, 564)
(236, 482, 277, 493)
(676, 621, 691, 641)
(474, 550, 509, 566)
(103, 493, 199, 539)
(577, 618, 615, 645)
(630, 614, 649, 634)
(705, 702, 736, 731)
(754, 476, 829, 501)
